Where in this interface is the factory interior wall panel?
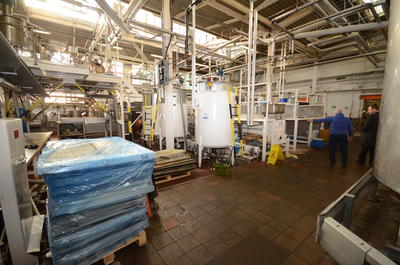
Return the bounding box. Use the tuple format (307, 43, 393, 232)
(325, 91, 362, 118)
(284, 57, 383, 84)
(250, 57, 384, 98)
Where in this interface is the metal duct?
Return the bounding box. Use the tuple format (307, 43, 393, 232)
(94, 0, 149, 64)
(94, 0, 130, 34)
(294, 22, 388, 39)
(374, 0, 400, 193)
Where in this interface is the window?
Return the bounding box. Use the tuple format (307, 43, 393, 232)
(111, 61, 123, 77)
(25, 0, 103, 24)
(51, 52, 72, 64)
(362, 0, 385, 17)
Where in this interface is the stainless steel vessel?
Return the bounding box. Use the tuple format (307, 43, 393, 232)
(373, 0, 400, 193)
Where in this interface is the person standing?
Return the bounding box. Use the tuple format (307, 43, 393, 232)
(309, 109, 353, 167)
(357, 104, 379, 166)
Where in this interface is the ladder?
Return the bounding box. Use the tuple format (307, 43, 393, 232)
(227, 85, 244, 156)
(142, 95, 159, 142)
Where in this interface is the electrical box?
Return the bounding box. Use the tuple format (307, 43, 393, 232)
(157, 59, 169, 85)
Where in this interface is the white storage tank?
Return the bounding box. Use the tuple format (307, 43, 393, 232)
(159, 90, 188, 138)
(194, 81, 232, 148)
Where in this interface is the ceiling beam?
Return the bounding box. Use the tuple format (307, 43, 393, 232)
(206, 17, 239, 30)
(208, 1, 269, 33)
(279, 7, 314, 28)
(174, 0, 214, 19)
(220, 0, 316, 55)
(220, 0, 274, 28)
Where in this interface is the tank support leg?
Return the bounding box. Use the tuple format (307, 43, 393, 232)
(231, 147, 235, 166)
(198, 137, 202, 168)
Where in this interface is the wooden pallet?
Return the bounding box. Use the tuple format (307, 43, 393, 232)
(102, 230, 147, 265)
(154, 171, 192, 185)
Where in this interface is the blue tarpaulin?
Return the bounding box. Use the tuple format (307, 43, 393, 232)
(38, 137, 155, 265)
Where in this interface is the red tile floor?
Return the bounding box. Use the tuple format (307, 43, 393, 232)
(95, 142, 375, 265)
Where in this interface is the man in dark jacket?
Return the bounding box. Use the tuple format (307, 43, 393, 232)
(357, 104, 379, 166)
(309, 109, 353, 167)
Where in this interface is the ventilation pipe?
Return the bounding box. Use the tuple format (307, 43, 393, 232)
(294, 21, 388, 39)
(94, 0, 149, 64)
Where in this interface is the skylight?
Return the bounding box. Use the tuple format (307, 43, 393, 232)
(362, 0, 385, 17)
(24, 0, 226, 47)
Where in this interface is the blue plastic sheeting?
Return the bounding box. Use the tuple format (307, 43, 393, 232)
(38, 137, 156, 174)
(38, 137, 154, 265)
(50, 198, 146, 238)
(49, 205, 146, 253)
(38, 137, 155, 217)
(49, 218, 148, 265)
(47, 179, 153, 217)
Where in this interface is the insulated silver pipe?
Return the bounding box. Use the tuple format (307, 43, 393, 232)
(95, 0, 131, 33)
(294, 22, 388, 39)
(250, 10, 258, 125)
(268, 3, 381, 45)
(307, 34, 356, 47)
(246, 1, 254, 126)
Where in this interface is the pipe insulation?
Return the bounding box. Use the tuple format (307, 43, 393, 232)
(294, 22, 388, 39)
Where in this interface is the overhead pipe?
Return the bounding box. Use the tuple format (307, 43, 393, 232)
(200, 49, 385, 79)
(271, 0, 322, 23)
(95, 0, 131, 33)
(275, 50, 385, 72)
(108, 0, 148, 45)
(95, 0, 150, 64)
(197, 36, 242, 60)
(307, 32, 379, 67)
(255, 0, 280, 12)
(307, 34, 353, 47)
(316, 41, 358, 53)
(311, 0, 381, 65)
(268, 3, 380, 45)
(184, 0, 202, 57)
(294, 22, 388, 39)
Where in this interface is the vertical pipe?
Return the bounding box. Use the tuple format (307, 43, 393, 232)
(192, 0, 196, 103)
(262, 119, 267, 162)
(192, 0, 200, 163)
(282, 42, 287, 92)
(162, 0, 174, 149)
(247, 1, 254, 126)
(239, 68, 243, 105)
(119, 87, 125, 139)
(250, 10, 258, 125)
(311, 63, 318, 94)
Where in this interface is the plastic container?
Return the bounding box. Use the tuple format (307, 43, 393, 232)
(214, 163, 231, 176)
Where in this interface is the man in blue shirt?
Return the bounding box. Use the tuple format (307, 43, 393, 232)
(309, 109, 353, 167)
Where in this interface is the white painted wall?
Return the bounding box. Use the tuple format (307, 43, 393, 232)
(325, 91, 362, 118)
(250, 56, 384, 118)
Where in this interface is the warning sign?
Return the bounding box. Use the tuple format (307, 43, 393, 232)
(267, 144, 284, 165)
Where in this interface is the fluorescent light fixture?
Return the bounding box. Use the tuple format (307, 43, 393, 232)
(32, 29, 51, 35)
(151, 54, 163, 59)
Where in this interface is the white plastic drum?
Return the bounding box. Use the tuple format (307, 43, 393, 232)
(195, 82, 232, 148)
